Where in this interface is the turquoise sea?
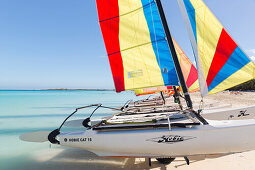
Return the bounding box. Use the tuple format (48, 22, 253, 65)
(0, 90, 148, 170)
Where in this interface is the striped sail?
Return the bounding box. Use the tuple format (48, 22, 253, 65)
(178, 0, 255, 96)
(173, 38, 199, 93)
(135, 86, 174, 96)
(135, 38, 199, 96)
(96, 0, 179, 92)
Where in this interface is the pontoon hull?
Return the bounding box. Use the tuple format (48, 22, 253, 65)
(203, 105, 255, 120)
(59, 119, 255, 157)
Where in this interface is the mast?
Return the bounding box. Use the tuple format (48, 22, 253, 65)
(155, 0, 193, 109)
(155, 0, 209, 125)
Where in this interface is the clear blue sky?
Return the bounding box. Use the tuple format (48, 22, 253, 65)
(1, 0, 255, 90)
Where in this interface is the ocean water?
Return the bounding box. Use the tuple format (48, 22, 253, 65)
(0, 90, 148, 170)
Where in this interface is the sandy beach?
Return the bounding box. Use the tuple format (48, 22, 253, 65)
(3, 91, 255, 170)
(4, 146, 255, 170)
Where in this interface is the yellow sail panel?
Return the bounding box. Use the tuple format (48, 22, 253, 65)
(118, 0, 163, 90)
(189, 79, 199, 93)
(120, 46, 164, 90)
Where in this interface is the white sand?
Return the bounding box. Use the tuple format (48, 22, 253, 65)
(190, 91, 255, 107)
(6, 147, 255, 170)
(7, 91, 255, 170)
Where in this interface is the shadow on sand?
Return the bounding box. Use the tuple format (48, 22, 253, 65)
(2, 146, 232, 170)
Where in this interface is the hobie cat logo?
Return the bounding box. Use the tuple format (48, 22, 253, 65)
(147, 135, 196, 144)
(238, 110, 249, 117)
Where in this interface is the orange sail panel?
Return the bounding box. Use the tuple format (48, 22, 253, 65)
(178, 0, 255, 96)
(173, 38, 199, 93)
(96, 0, 179, 92)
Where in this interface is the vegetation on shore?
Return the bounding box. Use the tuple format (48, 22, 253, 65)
(229, 79, 255, 91)
(41, 79, 255, 92)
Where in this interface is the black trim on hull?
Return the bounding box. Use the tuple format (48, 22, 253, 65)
(92, 122, 200, 131)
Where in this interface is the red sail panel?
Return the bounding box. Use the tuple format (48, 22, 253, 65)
(96, 0, 125, 92)
(186, 64, 198, 88)
(206, 29, 237, 87)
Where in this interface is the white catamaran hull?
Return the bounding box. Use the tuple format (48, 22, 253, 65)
(58, 119, 255, 157)
(203, 105, 255, 120)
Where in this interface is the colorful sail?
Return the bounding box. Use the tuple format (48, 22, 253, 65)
(96, 0, 179, 92)
(173, 38, 199, 93)
(177, 0, 255, 96)
(135, 86, 174, 96)
(135, 38, 199, 96)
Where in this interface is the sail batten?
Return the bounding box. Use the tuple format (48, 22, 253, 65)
(96, 0, 179, 92)
(107, 38, 166, 56)
(178, 0, 255, 96)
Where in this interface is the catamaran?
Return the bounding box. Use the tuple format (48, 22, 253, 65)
(20, 0, 255, 166)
